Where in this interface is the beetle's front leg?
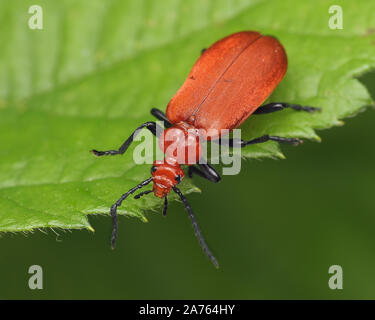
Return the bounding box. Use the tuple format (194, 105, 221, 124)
(150, 108, 173, 128)
(91, 121, 163, 157)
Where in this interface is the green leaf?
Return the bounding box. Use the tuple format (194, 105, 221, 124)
(0, 0, 374, 233)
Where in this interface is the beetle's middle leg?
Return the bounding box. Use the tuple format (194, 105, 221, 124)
(218, 135, 302, 148)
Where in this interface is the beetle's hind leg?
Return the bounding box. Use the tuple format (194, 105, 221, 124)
(222, 135, 303, 148)
(240, 102, 320, 147)
(253, 102, 321, 114)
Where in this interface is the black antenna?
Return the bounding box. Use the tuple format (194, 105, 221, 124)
(134, 190, 153, 199)
(110, 177, 153, 249)
(172, 186, 219, 268)
(163, 197, 168, 216)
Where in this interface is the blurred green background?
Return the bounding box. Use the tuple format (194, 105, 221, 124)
(1, 0, 375, 299)
(1, 73, 374, 299)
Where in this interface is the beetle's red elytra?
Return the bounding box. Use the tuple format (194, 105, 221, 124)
(91, 31, 320, 268)
(166, 31, 288, 133)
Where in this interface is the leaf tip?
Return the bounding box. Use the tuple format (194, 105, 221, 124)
(314, 136, 322, 143)
(277, 152, 286, 160)
(87, 226, 95, 233)
(333, 120, 345, 127)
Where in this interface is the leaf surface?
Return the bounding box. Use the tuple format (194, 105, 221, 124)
(0, 0, 374, 232)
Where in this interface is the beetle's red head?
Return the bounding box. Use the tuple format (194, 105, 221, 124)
(151, 159, 185, 198)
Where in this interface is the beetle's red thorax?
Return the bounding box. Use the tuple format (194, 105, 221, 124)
(159, 121, 203, 165)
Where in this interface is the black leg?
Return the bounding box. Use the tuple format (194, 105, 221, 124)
(150, 108, 173, 128)
(188, 163, 221, 183)
(91, 121, 163, 157)
(220, 134, 303, 148)
(253, 102, 321, 114)
(110, 178, 153, 249)
(163, 197, 168, 216)
(172, 186, 219, 268)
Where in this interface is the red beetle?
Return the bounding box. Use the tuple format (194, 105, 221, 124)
(91, 31, 319, 268)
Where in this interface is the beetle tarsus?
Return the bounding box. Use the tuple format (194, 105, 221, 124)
(268, 136, 303, 146)
(91, 149, 119, 156)
(289, 104, 321, 113)
(225, 135, 304, 148)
